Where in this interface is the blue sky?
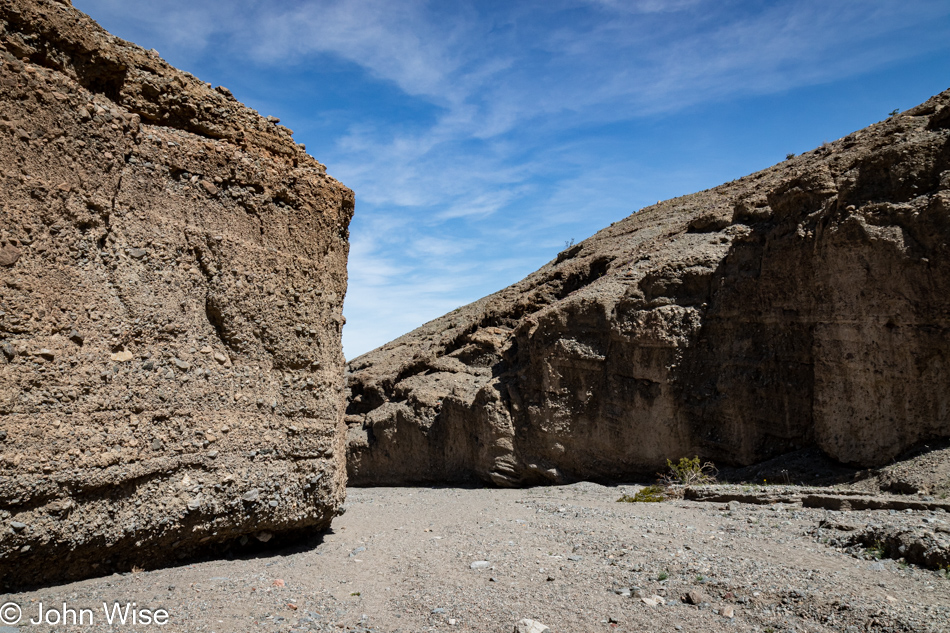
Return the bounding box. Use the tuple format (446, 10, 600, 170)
(74, 0, 950, 359)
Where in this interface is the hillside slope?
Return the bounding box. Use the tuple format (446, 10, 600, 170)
(347, 88, 950, 486)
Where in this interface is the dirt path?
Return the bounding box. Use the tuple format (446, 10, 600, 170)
(3, 483, 948, 632)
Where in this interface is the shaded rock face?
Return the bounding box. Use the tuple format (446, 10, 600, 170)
(0, 0, 353, 587)
(347, 88, 950, 487)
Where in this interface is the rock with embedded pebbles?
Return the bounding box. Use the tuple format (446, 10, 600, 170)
(0, 0, 352, 589)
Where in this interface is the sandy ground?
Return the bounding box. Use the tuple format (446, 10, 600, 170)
(2, 483, 948, 632)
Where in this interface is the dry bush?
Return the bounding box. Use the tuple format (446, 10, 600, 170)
(661, 456, 717, 487)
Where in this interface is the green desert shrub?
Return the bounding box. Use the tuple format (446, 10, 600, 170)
(618, 485, 667, 503)
(663, 456, 717, 486)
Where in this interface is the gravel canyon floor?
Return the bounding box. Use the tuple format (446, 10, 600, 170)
(2, 483, 948, 633)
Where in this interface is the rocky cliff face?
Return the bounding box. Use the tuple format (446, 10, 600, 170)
(347, 89, 950, 487)
(0, 0, 353, 587)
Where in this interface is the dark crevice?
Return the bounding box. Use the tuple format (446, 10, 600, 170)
(638, 265, 716, 306)
(137, 112, 235, 142)
(204, 298, 228, 351)
(555, 256, 614, 300)
(1, 6, 128, 101)
(190, 241, 238, 355)
(271, 358, 314, 372)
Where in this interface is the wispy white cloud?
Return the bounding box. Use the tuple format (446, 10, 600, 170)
(249, 0, 468, 101)
(78, 0, 950, 131)
(268, 0, 950, 230)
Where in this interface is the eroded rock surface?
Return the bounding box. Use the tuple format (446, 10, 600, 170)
(347, 88, 950, 487)
(0, 0, 353, 587)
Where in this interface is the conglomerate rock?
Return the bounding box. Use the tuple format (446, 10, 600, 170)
(347, 88, 950, 487)
(0, 0, 353, 587)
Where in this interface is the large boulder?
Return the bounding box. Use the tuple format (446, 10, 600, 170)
(0, 0, 353, 587)
(347, 88, 950, 486)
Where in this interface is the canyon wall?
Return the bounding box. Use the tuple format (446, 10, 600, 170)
(0, 0, 353, 587)
(347, 88, 950, 487)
